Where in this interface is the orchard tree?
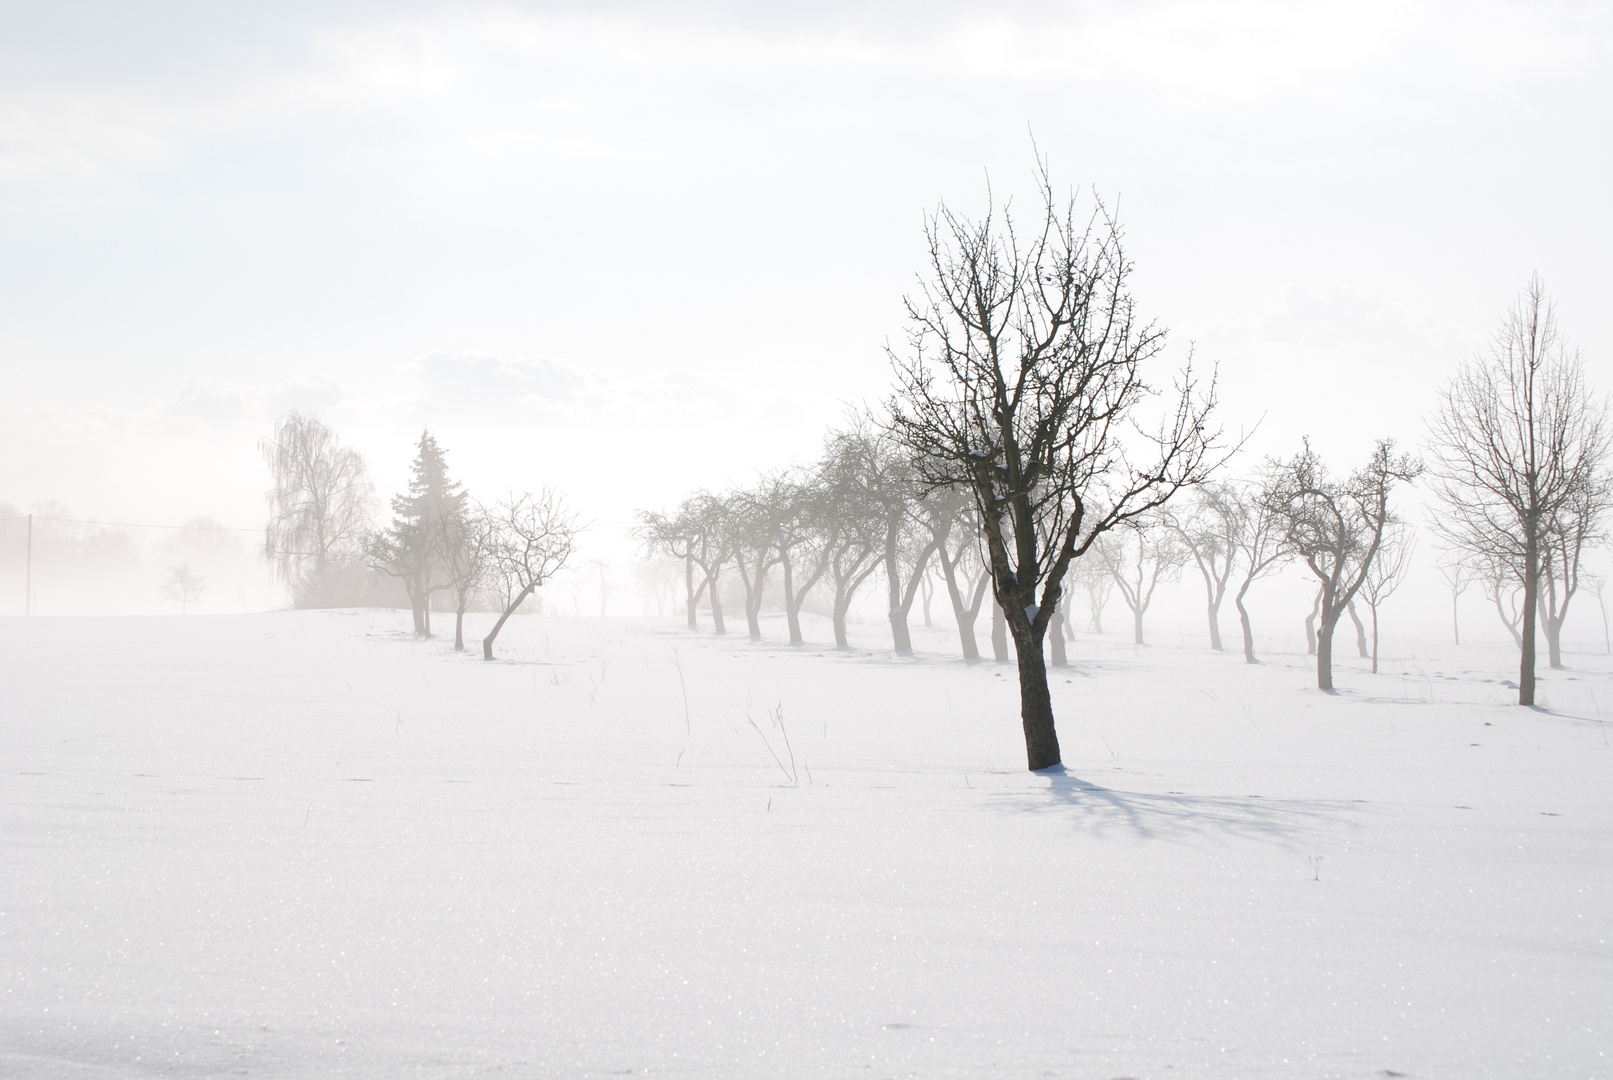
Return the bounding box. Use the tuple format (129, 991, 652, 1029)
(818, 427, 889, 649)
(886, 161, 1221, 771)
(1228, 474, 1291, 663)
(1357, 522, 1415, 674)
(482, 490, 577, 660)
(1164, 483, 1242, 650)
(1426, 276, 1609, 704)
(1267, 439, 1422, 691)
(1097, 517, 1188, 646)
(161, 562, 209, 614)
(440, 504, 495, 651)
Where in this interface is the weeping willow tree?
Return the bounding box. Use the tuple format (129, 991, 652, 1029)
(260, 412, 375, 607)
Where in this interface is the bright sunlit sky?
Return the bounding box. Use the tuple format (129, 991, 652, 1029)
(2, 0, 1610, 563)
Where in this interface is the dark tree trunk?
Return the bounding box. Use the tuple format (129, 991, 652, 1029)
(1010, 622, 1061, 771)
(483, 583, 536, 660)
(1235, 581, 1257, 663)
(991, 600, 1008, 662)
(1520, 534, 1538, 705)
(1347, 601, 1369, 658)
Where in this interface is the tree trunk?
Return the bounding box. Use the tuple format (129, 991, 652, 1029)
(991, 600, 1008, 662)
(684, 556, 699, 630)
(1316, 616, 1336, 690)
(454, 606, 466, 651)
(1370, 604, 1380, 674)
(782, 558, 804, 645)
(832, 587, 852, 648)
(889, 607, 914, 655)
(1206, 597, 1223, 651)
(1049, 605, 1068, 667)
(1304, 589, 1321, 656)
(1010, 623, 1061, 770)
(483, 583, 536, 660)
(1235, 582, 1257, 663)
(745, 591, 763, 642)
(709, 570, 727, 635)
(1520, 534, 1538, 706)
(1347, 600, 1368, 658)
(1452, 591, 1460, 646)
(1132, 605, 1144, 646)
(1544, 613, 1564, 669)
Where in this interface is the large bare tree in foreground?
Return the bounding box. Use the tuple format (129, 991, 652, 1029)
(887, 166, 1221, 771)
(1426, 277, 1609, 705)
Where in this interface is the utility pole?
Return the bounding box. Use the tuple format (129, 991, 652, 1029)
(25, 513, 32, 616)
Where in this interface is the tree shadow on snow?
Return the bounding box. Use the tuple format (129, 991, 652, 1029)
(1004, 766, 1358, 849)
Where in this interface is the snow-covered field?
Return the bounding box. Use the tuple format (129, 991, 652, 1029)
(3, 610, 1609, 1079)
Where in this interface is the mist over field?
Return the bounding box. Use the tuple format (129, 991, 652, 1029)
(3, 3, 1611, 1078)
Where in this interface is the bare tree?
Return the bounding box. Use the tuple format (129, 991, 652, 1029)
(1475, 551, 1526, 648)
(926, 490, 993, 661)
(1267, 439, 1422, 691)
(1433, 554, 1472, 646)
(1357, 523, 1415, 674)
(260, 412, 375, 607)
(482, 490, 577, 660)
(772, 473, 836, 646)
(635, 493, 734, 634)
(1073, 556, 1112, 634)
(1538, 483, 1603, 667)
(819, 427, 890, 649)
(1165, 483, 1242, 650)
(1098, 518, 1188, 646)
(439, 505, 494, 651)
(1426, 276, 1610, 704)
(161, 562, 209, 614)
(886, 162, 1221, 770)
(1228, 475, 1290, 663)
(634, 556, 682, 617)
(1346, 600, 1370, 659)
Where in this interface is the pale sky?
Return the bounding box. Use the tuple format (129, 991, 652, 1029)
(2, 1, 1609, 573)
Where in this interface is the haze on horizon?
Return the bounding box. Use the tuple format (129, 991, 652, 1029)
(1, 0, 1609, 623)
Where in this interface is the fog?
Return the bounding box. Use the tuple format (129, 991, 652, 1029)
(4, 5, 1613, 1078)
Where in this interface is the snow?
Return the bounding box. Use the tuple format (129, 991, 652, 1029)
(2, 610, 1610, 1078)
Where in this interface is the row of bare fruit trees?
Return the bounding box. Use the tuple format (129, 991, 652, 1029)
(260, 154, 1606, 772)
